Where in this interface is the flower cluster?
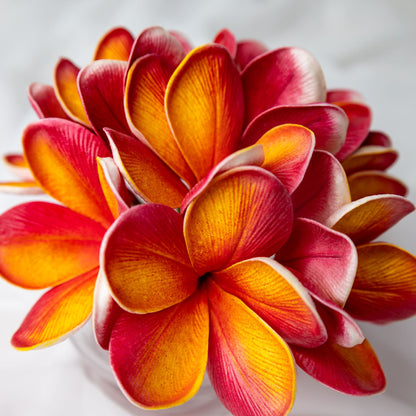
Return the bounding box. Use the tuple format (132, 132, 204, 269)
(1, 26, 416, 416)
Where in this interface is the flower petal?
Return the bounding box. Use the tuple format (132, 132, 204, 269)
(102, 204, 199, 313)
(333, 102, 372, 161)
(348, 170, 407, 200)
(166, 44, 244, 181)
(23, 118, 113, 226)
(3, 154, 33, 180)
(345, 243, 416, 323)
(106, 128, 188, 208)
(292, 339, 386, 395)
(28, 82, 70, 120)
(291, 150, 351, 224)
(235, 40, 267, 70)
(127, 26, 186, 70)
(212, 257, 326, 347)
(326, 89, 365, 104)
(93, 26, 134, 61)
(362, 130, 392, 147)
(109, 288, 209, 409)
(342, 145, 398, 175)
(276, 218, 357, 307)
(0, 181, 43, 194)
(242, 47, 326, 123)
(54, 58, 90, 126)
(184, 167, 293, 274)
(242, 104, 348, 154)
(11, 269, 97, 350)
(326, 194, 415, 245)
(93, 268, 123, 350)
(78, 60, 131, 140)
(0, 201, 105, 289)
(97, 156, 131, 218)
(213, 28, 237, 57)
(124, 54, 195, 185)
(207, 281, 295, 416)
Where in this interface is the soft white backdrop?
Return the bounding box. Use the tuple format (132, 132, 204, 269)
(1, 0, 415, 415)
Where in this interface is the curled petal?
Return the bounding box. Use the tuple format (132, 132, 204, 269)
(102, 204, 199, 313)
(23, 118, 113, 226)
(345, 243, 416, 323)
(166, 44, 244, 181)
(0, 181, 43, 195)
(97, 157, 131, 218)
(78, 60, 130, 140)
(235, 40, 268, 70)
(0, 201, 105, 289)
(54, 59, 90, 126)
(109, 289, 209, 409)
(334, 102, 372, 161)
(93, 269, 123, 350)
(276, 218, 357, 307)
(127, 26, 186, 70)
(362, 131, 392, 147)
(348, 170, 407, 200)
(342, 145, 398, 175)
(93, 26, 134, 61)
(3, 154, 33, 181)
(291, 150, 351, 225)
(28, 83, 70, 120)
(11, 269, 97, 350)
(327, 194, 415, 245)
(213, 28, 237, 57)
(292, 339, 386, 395)
(125, 54, 195, 185)
(208, 281, 295, 416)
(184, 167, 293, 274)
(242, 104, 348, 154)
(242, 47, 326, 123)
(212, 257, 326, 347)
(106, 129, 188, 208)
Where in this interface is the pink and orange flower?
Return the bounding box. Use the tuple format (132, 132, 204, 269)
(1, 25, 416, 416)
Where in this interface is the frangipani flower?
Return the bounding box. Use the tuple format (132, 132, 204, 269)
(0, 118, 130, 348)
(97, 166, 359, 415)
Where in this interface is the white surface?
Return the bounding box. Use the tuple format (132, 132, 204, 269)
(1, 0, 416, 415)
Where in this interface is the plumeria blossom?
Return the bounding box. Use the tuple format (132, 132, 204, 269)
(97, 166, 362, 415)
(0, 118, 130, 348)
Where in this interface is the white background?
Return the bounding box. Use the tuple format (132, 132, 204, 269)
(0, 0, 415, 415)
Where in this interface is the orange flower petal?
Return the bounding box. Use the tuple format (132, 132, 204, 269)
(327, 194, 414, 245)
(212, 257, 326, 347)
(93, 27, 134, 61)
(109, 289, 209, 409)
(54, 58, 90, 126)
(342, 145, 398, 175)
(348, 170, 407, 200)
(166, 44, 244, 181)
(102, 204, 199, 313)
(345, 243, 416, 323)
(11, 269, 97, 350)
(23, 118, 113, 226)
(0, 201, 105, 289)
(184, 167, 293, 275)
(0, 181, 43, 195)
(106, 129, 188, 208)
(28, 82, 70, 120)
(97, 157, 131, 219)
(207, 281, 295, 416)
(291, 150, 351, 225)
(3, 154, 32, 180)
(125, 54, 195, 185)
(292, 339, 386, 395)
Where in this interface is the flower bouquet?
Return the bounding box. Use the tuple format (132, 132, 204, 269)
(1, 26, 415, 416)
